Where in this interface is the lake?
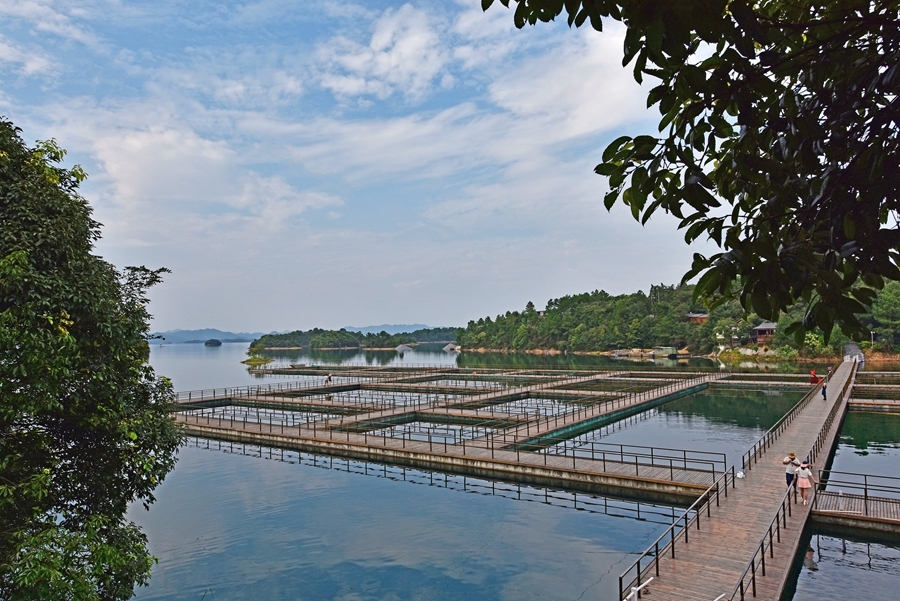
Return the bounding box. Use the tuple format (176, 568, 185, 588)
(131, 442, 672, 601)
(141, 344, 896, 600)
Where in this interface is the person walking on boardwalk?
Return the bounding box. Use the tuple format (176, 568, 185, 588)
(821, 383, 827, 400)
(795, 460, 817, 505)
(783, 452, 801, 486)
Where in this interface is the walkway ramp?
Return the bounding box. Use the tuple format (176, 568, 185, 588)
(812, 471, 900, 536)
(619, 360, 855, 601)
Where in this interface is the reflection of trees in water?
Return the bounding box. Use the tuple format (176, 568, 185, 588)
(251, 345, 457, 367)
(839, 412, 900, 450)
(184, 437, 688, 526)
(810, 533, 900, 575)
(456, 354, 719, 370)
(657, 388, 805, 430)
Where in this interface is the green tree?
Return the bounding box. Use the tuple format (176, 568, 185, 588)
(0, 120, 181, 599)
(485, 0, 899, 341)
(870, 280, 900, 344)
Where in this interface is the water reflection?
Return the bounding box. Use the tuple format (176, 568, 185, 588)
(829, 411, 900, 480)
(787, 531, 900, 601)
(536, 387, 805, 469)
(150, 341, 826, 393)
(131, 441, 674, 601)
(186, 437, 687, 524)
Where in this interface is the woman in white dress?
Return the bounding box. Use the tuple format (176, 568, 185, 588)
(795, 460, 817, 505)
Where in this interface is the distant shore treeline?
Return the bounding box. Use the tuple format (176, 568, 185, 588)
(250, 327, 457, 350)
(455, 282, 900, 356)
(456, 285, 722, 354)
(249, 281, 900, 356)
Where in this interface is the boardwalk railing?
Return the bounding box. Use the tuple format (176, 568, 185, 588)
(174, 365, 473, 403)
(729, 361, 857, 599)
(174, 366, 611, 404)
(741, 362, 845, 471)
(815, 470, 900, 514)
(730, 484, 798, 600)
(178, 373, 725, 473)
(618, 467, 737, 600)
(180, 407, 726, 480)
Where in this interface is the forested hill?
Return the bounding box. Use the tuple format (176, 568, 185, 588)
(456, 285, 733, 354)
(456, 281, 900, 355)
(250, 326, 457, 350)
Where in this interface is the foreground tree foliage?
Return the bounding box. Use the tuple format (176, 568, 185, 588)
(0, 120, 181, 599)
(485, 0, 900, 342)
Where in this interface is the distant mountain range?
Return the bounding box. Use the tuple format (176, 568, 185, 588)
(150, 329, 269, 344)
(343, 324, 437, 335)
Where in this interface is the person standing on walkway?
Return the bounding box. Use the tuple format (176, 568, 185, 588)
(783, 452, 801, 486)
(795, 460, 817, 505)
(822, 383, 827, 400)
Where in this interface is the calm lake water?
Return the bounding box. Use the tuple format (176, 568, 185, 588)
(554, 387, 806, 471)
(131, 443, 671, 601)
(148, 342, 831, 393)
(829, 411, 900, 479)
(147, 342, 725, 391)
(784, 531, 900, 601)
(143, 345, 895, 600)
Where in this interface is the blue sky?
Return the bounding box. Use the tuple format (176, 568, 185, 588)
(1, 0, 710, 331)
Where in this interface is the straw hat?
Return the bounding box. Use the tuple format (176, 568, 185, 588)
(788, 452, 796, 458)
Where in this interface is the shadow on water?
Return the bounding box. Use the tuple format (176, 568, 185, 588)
(826, 411, 900, 478)
(184, 437, 691, 523)
(131, 439, 681, 601)
(781, 524, 900, 601)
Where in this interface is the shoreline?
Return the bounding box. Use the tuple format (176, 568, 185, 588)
(248, 345, 900, 364)
(250, 342, 455, 351)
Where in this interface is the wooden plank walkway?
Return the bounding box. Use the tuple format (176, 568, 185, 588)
(174, 368, 736, 506)
(475, 374, 723, 443)
(848, 398, 900, 412)
(625, 361, 855, 601)
(177, 411, 719, 498)
(813, 490, 900, 521)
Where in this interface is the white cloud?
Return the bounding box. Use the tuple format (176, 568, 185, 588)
(2, 2, 704, 332)
(316, 3, 448, 101)
(449, 0, 521, 70)
(0, 0, 99, 47)
(92, 125, 340, 234)
(0, 34, 53, 75)
(487, 28, 647, 137)
(151, 60, 305, 108)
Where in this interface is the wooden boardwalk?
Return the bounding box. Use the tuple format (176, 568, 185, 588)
(621, 361, 855, 601)
(813, 491, 900, 521)
(847, 397, 900, 412)
(173, 363, 880, 600)
(176, 368, 732, 503)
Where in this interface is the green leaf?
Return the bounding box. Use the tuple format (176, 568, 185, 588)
(602, 136, 632, 162)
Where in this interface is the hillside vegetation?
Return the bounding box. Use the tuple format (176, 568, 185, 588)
(456, 283, 900, 357)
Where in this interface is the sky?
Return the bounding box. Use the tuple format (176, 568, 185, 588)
(0, 0, 712, 332)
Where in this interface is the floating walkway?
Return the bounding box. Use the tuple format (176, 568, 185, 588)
(617, 360, 857, 601)
(174, 361, 897, 600)
(811, 471, 900, 535)
(176, 367, 734, 503)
